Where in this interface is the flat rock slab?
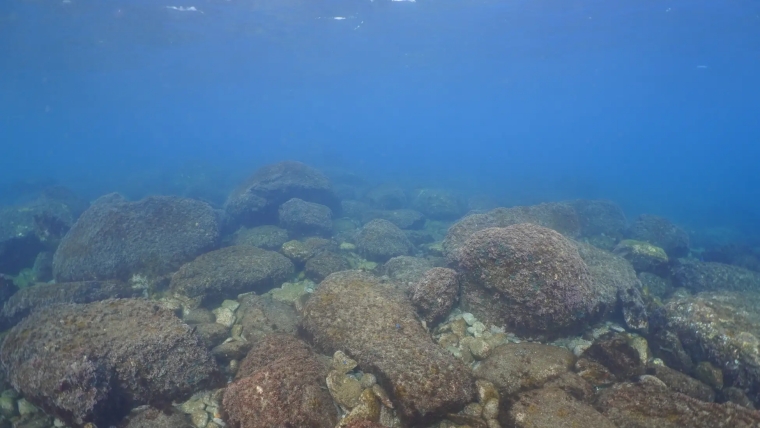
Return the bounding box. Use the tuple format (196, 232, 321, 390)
(301, 270, 475, 425)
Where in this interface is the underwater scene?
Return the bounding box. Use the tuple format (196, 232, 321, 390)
(1, 0, 760, 427)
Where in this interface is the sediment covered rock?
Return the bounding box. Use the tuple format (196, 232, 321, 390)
(301, 270, 474, 424)
(355, 219, 414, 262)
(0, 299, 221, 427)
(53, 194, 220, 282)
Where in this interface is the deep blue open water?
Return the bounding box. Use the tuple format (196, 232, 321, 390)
(2, 0, 758, 242)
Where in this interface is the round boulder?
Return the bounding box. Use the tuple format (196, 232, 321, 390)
(170, 245, 294, 305)
(278, 198, 333, 237)
(457, 223, 596, 336)
(52, 194, 220, 282)
(627, 214, 690, 258)
(356, 219, 414, 263)
(230, 225, 289, 250)
(224, 161, 339, 230)
(0, 299, 222, 427)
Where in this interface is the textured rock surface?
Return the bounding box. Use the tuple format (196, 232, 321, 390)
(596, 377, 760, 428)
(613, 239, 669, 274)
(650, 290, 760, 405)
(581, 332, 646, 381)
(0, 299, 221, 427)
(443, 202, 581, 264)
(0, 280, 141, 330)
(648, 363, 715, 402)
(409, 267, 459, 326)
(570, 199, 627, 240)
(222, 334, 336, 428)
(355, 219, 414, 262)
(278, 198, 333, 237)
(457, 224, 598, 336)
(230, 225, 289, 250)
(224, 161, 339, 230)
(53, 194, 220, 282)
(509, 387, 616, 428)
(410, 189, 465, 220)
(382, 256, 434, 288)
(236, 294, 299, 343)
(627, 214, 690, 258)
(301, 270, 474, 424)
(670, 258, 760, 293)
(474, 343, 575, 397)
(122, 406, 193, 428)
(575, 241, 649, 332)
(170, 245, 294, 305)
(304, 250, 350, 282)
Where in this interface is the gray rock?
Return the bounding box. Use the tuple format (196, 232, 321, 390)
(443, 202, 581, 264)
(224, 161, 339, 230)
(169, 245, 294, 305)
(0, 299, 221, 427)
(301, 270, 475, 424)
(356, 219, 414, 263)
(627, 214, 690, 258)
(278, 198, 333, 237)
(474, 343, 575, 397)
(0, 280, 141, 330)
(53, 194, 220, 282)
(671, 258, 760, 293)
(230, 225, 289, 250)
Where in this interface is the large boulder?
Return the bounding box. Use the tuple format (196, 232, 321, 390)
(670, 258, 760, 293)
(53, 194, 220, 283)
(443, 202, 581, 264)
(278, 198, 333, 237)
(650, 290, 760, 405)
(409, 267, 459, 326)
(0, 299, 222, 427)
(0, 280, 141, 330)
(224, 161, 339, 230)
(301, 270, 475, 424)
(456, 223, 598, 336)
(355, 219, 414, 262)
(169, 245, 294, 306)
(595, 376, 760, 428)
(627, 214, 690, 258)
(222, 334, 337, 428)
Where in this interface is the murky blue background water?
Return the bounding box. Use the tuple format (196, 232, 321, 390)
(1, 0, 759, 242)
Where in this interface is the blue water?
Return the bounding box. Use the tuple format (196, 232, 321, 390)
(1, 0, 759, 242)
